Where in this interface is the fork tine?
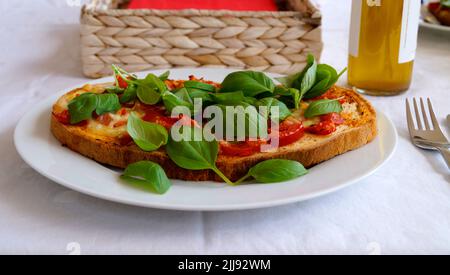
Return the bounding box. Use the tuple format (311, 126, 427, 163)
(427, 98, 441, 130)
(406, 99, 415, 133)
(420, 98, 431, 130)
(413, 98, 423, 130)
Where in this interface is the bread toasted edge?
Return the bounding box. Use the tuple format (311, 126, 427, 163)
(50, 88, 377, 182)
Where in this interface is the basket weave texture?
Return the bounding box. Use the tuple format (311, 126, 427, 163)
(81, 0, 322, 78)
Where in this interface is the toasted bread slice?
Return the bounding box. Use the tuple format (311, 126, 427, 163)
(50, 84, 377, 182)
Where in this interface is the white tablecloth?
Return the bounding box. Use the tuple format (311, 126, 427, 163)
(1, 0, 449, 255)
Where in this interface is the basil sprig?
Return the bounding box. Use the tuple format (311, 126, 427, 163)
(120, 158, 308, 194)
(68, 93, 121, 124)
(220, 71, 275, 97)
(166, 126, 309, 186)
(111, 65, 169, 104)
(304, 99, 343, 118)
(276, 54, 346, 99)
(166, 127, 235, 185)
(235, 159, 308, 184)
(127, 112, 168, 151)
(120, 161, 171, 194)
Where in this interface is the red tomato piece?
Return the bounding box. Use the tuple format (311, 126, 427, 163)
(269, 117, 305, 147)
(306, 120, 336, 135)
(220, 140, 264, 157)
(428, 2, 441, 13)
(116, 75, 128, 89)
(53, 110, 70, 125)
(96, 113, 112, 126)
(321, 113, 344, 125)
(141, 104, 197, 130)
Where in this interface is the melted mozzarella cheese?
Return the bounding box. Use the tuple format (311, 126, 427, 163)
(341, 102, 361, 120)
(87, 112, 130, 137)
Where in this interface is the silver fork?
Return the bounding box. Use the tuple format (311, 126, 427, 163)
(406, 98, 450, 169)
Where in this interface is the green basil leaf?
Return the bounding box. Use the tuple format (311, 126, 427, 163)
(275, 71, 303, 88)
(105, 86, 125, 94)
(174, 88, 193, 103)
(95, 93, 121, 115)
(137, 85, 161, 105)
(159, 71, 170, 81)
(288, 88, 301, 109)
(162, 91, 194, 114)
(304, 66, 333, 99)
(275, 54, 315, 88)
(120, 161, 171, 194)
(441, 0, 450, 8)
(184, 81, 216, 92)
(257, 97, 291, 121)
(166, 127, 218, 170)
(273, 85, 290, 96)
(243, 96, 258, 105)
(272, 86, 298, 109)
(68, 93, 98, 124)
(304, 99, 343, 118)
(220, 71, 275, 97)
(127, 112, 168, 151)
(248, 159, 308, 183)
(135, 73, 167, 105)
(299, 56, 317, 94)
(120, 84, 137, 103)
(183, 87, 213, 103)
(211, 91, 245, 105)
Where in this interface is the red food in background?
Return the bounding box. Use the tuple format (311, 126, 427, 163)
(127, 0, 278, 11)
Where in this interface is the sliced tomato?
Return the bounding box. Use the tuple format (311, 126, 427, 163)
(116, 75, 129, 89)
(220, 140, 264, 157)
(54, 110, 88, 127)
(117, 107, 128, 116)
(428, 2, 441, 13)
(270, 117, 305, 147)
(95, 113, 112, 126)
(53, 110, 70, 125)
(321, 113, 344, 125)
(306, 120, 336, 135)
(141, 104, 197, 130)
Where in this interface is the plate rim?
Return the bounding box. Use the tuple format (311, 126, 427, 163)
(420, 20, 450, 32)
(14, 68, 398, 211)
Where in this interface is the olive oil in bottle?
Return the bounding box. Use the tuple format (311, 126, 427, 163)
(348, 0, 421, 96)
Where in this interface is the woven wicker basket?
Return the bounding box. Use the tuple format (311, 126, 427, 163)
(81, 0, 322, 78)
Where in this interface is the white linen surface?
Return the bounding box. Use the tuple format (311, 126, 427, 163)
(0, 0, 449, 254)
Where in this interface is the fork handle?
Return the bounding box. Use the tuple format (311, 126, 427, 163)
(437, 147, 450, 169)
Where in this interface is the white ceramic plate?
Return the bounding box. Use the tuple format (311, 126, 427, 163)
(14, 68, 397, 211)
(420, 20, 450, 32)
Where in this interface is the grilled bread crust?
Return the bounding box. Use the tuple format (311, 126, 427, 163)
(50, 87, 377, 182)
